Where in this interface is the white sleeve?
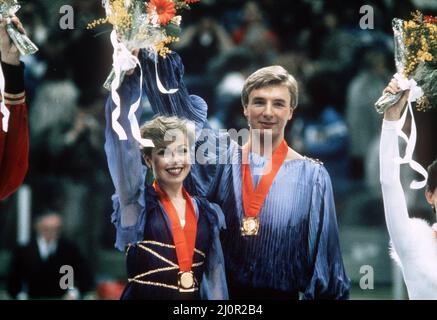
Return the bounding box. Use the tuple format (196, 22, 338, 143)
(379, 119, 412, 258)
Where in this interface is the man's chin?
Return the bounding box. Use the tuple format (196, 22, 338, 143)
(254, 128, 279, 140)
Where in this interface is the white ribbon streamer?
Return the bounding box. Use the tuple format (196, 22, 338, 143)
(109, 30, 153, 147)
(0, 63, 10, 132)
(392, 73, 428, 190)
(126, 56, 154, 148)
(109, 31, 180, 148)
(110, 30, 130, 141)
(154, 51, 178, 94)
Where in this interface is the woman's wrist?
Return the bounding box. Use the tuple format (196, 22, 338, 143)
(384, 109, 402, 121)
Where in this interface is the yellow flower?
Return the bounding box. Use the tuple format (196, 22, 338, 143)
(87, 0, 132, 31)
(417, 50, 433, 61)
(405, 20, 418, 29)
(155, 36, 180, 58)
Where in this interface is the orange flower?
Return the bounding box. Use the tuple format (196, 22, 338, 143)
(147, 0, 176, 25)
(185, 0, 200, 3)
(424, 15, 437, 24)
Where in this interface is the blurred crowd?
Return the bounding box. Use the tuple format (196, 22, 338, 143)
(0, 0, 437, 299)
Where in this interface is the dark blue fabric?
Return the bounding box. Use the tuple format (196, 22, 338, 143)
(120, 186, 212, 300)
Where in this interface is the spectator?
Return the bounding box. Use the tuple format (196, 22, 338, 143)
(345, 46, 391, 179)
(7, 212, 94, 300)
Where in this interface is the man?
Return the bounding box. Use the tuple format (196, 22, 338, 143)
(118, 51, 350, 299)
(0, 17, 29, 200)
(7, 212, 94, 299)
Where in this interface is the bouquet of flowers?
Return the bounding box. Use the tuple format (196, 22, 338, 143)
(88, 0, 199, 147)
(375, 11, 437, 113)
(375, 12, 436, 191)
(89, 0, 198, 90)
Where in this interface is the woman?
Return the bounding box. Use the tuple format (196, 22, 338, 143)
(380, 79, 437, 299)
(104, 74, 228, 300)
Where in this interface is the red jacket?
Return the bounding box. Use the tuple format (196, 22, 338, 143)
(0, 62, 28, 200)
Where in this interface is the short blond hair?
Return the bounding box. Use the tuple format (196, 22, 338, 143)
(140, 115, 195, 157)
(241, 65, 299, 109)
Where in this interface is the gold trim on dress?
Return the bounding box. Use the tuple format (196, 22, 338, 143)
(136, 240, 206, 257)
(126, 240, 205, 291)
(137, 243, 179, 267)
(127, 279, 181, 291)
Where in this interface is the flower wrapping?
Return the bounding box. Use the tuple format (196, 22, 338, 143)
(88, 0, 199, 147)
(89, 0, 196, 90)
(375, 12, 437, 113)
(375, 12, 436, 190)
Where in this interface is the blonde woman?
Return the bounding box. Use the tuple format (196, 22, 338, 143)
(104, 76, 228, 300)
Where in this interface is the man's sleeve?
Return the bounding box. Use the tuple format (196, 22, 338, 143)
(303, 165, 351, 300)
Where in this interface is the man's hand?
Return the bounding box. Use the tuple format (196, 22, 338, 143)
(0, 17, 25, 66)
(383, 78, 410, 121)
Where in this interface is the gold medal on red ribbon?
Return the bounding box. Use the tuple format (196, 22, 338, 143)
(241, 216, 260, 236)
(153, 181, 198, 293)
(178, 271, 197, 292)
(241, 140, 289, 237)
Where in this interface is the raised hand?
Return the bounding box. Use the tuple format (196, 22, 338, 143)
(0, 16, 25, 66)
(383, 78, 410, 121)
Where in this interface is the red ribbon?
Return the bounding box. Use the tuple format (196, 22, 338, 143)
(153, 181, 197, 272)
(242, 140, 288, 218)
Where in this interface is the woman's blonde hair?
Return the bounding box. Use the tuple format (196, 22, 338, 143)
(140, 115, 195, 157)
(241, 65, 299, 109)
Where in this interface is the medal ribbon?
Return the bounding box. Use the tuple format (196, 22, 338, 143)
(242, 140, 288, 217)
(153, 181, 197, 272)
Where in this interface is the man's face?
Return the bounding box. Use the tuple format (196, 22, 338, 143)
(36, 215, 62, 244)
(244, 85, 293, 143)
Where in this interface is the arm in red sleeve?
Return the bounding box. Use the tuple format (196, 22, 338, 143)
(0, 62, 28, 200)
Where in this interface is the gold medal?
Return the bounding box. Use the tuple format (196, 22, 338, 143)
(178, 271, 197, 292)
(241, 216, 260, 236)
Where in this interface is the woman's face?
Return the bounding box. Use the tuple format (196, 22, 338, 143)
(145, 135, 191, 188)
(426, 187, 437, 215)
